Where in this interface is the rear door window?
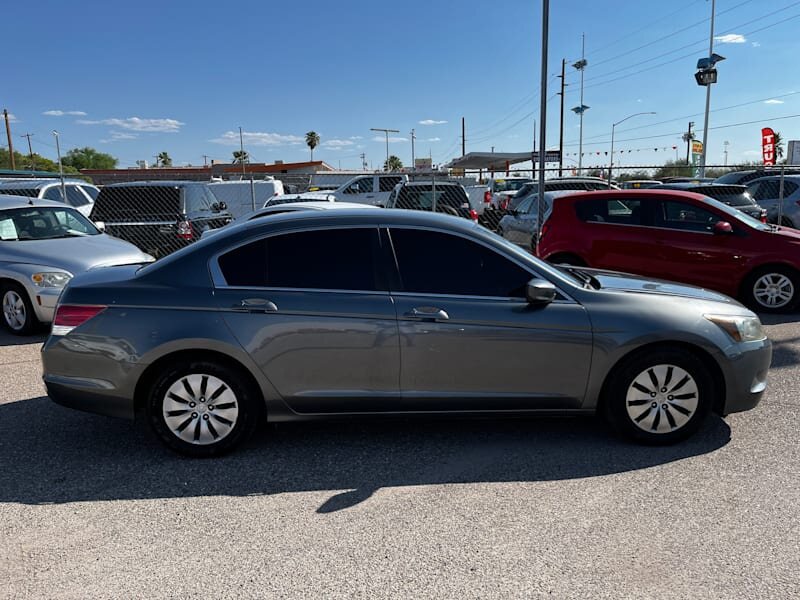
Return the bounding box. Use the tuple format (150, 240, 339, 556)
(575, 198, 644, 225)
(65, 185, 91, 207)
(343, 178, 373, 194)
(389, 228, 531, 298)
(218, 228, 383, 291)
(43, 187, 64, 202)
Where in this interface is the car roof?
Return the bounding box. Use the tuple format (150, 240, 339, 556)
(0, 178, 93, 188)
(0, 194, 73, 209)
(745, 174, 800, 182)
(401, 180, 463, 186)
(103, 180, 208, 188)
(553, 189, 713, 202)
(659, 182, 746, 191)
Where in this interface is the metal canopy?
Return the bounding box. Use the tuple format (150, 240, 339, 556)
(444, 152, 536, 170)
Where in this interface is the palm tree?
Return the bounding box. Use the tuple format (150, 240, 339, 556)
(774, 131, 785, 160)
(232, 150, 249, 164)
(305, 131, 320, 162)
(384, 155, 403, 172)
(157, 151, 172, 167)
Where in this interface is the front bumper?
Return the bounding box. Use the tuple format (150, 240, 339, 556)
(719, 337, 772, 415)
(31, 287, 62, 323)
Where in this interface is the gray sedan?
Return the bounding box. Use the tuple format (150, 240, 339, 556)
(42, 209, 771, 456)
(0, 195, 153, 335)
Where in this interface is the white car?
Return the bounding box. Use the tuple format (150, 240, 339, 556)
(0, 178, 99, 218)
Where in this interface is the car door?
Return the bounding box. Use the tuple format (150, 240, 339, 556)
(213, 225, 400, 413)
(649, 198, 746, 292)
(386, 227, 592, 411)
(502, 195, 535, 245)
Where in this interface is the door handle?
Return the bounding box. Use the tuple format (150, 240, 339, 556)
(234, 298, 278, 313)
(404, 307, 449, 321)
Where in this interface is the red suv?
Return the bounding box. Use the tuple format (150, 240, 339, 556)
(537, 189, 800, 312)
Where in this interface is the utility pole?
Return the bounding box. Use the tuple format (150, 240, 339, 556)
(557, 58, 567, 177)
(461, 117, 466, 157)
(724, 140, 729, 167)
(699, 0, 716, 178)
(238, 126, 246, 177)
(52, 131, 66, 202)
(359, 153, 367, 171)
(536, 0, 549, 241)
(410, 128, 416, 170)
(20, 133, 34, 172)
(202, 155, 209, 167)
(3, 110, 14, 170)
(370, 128, 399, 171)
(154, 154, 161, 168)
(683, 121, 695, 164)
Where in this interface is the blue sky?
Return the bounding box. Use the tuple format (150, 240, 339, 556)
(3, 0, 799, 171)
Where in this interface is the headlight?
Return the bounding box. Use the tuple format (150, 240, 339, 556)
(31, 272, 72, 288)
(705, 314, 766, 343)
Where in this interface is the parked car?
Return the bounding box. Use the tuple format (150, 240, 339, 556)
(386, 181, 478, 222)
(657, 183, 766, 221)
(714, 169, 800, 186)
(0, 178, 99, 217)
(89, 181, 233, 258)
(0, 195, 153, 335)
(620, 180, 662, 189)
(42, 208, 770, 456)
(745, 175, 800, 227)
(200, 201, 378, 238)
(537, 189, 800, 312)
(294, 173, 408, 207)
(497, 190, 589, 250)
(208, 179, 284, 218)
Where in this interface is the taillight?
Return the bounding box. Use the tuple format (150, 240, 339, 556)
(177, 220, 194, 240)
(469, 209, 479, 223)
(52, 305, 106, 336)
(484, 191, 492, 203)
(761, 210, 768, 224)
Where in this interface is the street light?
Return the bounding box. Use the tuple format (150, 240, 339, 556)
(370, 128, 400, 171)
(608, 112, 656, 188)
(572, 33, 588, 174)
(51, 130, 66, 202)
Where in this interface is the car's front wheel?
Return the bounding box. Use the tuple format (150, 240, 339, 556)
(742, 266, 800, 313)
(603, 348, 713, 445)
(146, 359, 260, 457)
(1, 283, 40, 335)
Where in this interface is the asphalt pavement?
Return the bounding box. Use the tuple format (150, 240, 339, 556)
(1, 316, 799, 599)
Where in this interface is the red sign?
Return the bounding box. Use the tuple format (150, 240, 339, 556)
(762, 127, 776, 166)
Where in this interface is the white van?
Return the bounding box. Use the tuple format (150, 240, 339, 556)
(208, 179, 284, 218)
(300, 174, 408, 207)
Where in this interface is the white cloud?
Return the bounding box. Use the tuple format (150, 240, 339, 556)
(743, 150, 760, 156)
(764, 99, 784, 104)
(5, 113, 17, 122)
(372, 136, 408, 143)
(78, 117, 184, 133)
(752, 41, 761, 47)
(210, 130, 303, 146)
(322, 139, 355, 148)
(349, 135, 364, 140)
(99, 131, 139, 143)
(714, 34, 746, 44)
(44, 109, 87, 116)
(419, 119, 447, 125)
(424, 137, 441, 142)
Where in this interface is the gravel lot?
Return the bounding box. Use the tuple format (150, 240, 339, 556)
(1, 315, 799, 599)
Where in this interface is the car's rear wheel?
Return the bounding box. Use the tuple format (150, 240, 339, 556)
(603, 348, 712, 445)
(146, 359, 260, 457)
(1, 283, 39, 336)
(742, 266, 800, 313)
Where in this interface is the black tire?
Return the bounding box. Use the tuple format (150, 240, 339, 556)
(603, 348, 713, 445)
(741, 266, 800, 313)
(146, 359, 260, 457)
(547, 253, 586, 267)
(1, 282, 40, 336)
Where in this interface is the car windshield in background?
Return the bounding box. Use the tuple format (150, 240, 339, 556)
(494, 179, 531, 193)
(0, 207, 100, 240)
(395, 186, 468, 211)
(696, 187, 755, 207)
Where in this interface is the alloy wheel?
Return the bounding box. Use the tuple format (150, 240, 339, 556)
(162, 373, 239, 445)
(625, 364, 699, 434)
(2, 290, 27, 331)
(753, 272, 795, 309)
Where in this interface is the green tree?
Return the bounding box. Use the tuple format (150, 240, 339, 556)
(61, 147, 118, 170)
(0, 148, 79, 175)
(384, 155, 403, 172)
(232, 150, 249, 164)
(615, 169, 652, 182)
(157, 151, 172, 167)
(653, 159, 693, 179)
(774, 131, 784, 160)
(305, 131, 320, 162)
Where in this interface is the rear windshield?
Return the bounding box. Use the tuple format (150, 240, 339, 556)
(394, 185, 468, 211)
(91, 186, 182, 221)
(695, 186, 755, 207)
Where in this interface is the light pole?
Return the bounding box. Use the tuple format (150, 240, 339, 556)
(699, 0, 716, 177)
(572, 33, 588, 174)
(724, 140, 729, 167)
(535, 0, 549, 245)
(370, 128, 400, 171)
(609, 112, 655, 187)
(52, 130, 66, 202)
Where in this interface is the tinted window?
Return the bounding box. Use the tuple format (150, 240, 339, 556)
(575, 198, 643, 225)
(80, 186, 100, 201)
(393, 185, 468, 213)
(343, 178, 373, 194)
(43, 187, 65, 202)
(749, 180, 782, 201)
(66, 186, 90, 207)
(390, 228, 530, 298)
(379, 176, 402, 192)
(656, 201, 720, 232)
(218, 228, 382, 291)
(91, 186, 182, 221)
(696, 186, 755, 207)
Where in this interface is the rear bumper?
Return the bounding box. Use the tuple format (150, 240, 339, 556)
(720, 338, 772, 416)
(45, 377, 135, 420)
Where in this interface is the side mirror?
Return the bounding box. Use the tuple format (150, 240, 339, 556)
(94, 221, 106, 232)
(713, 221, 733, 235)
(525, 278, 557, 305)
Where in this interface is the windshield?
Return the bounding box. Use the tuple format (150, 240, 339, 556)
(494, 179, 532, 193)
(0, 206, 100, 240)
(698, 195, 770, 230)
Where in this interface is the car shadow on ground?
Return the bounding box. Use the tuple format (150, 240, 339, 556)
(0, 397, 731, 512)
(0, 329, 46, 347)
